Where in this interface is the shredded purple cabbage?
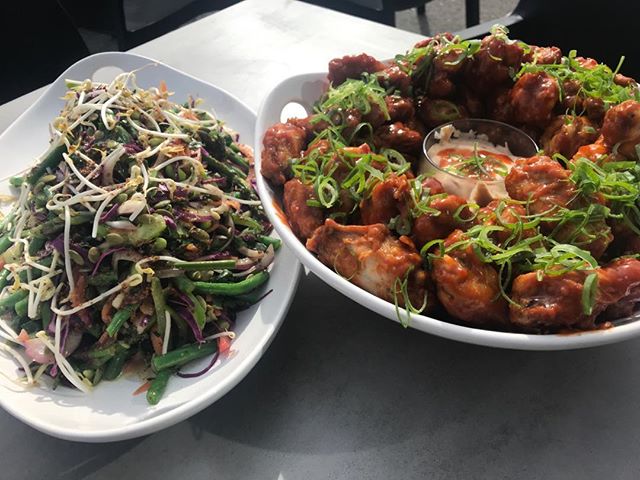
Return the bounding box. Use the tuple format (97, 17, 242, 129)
(91, 247, 126, 275)
(176, 351, 219, 378)
(173, 305, 204, 342)
(100, 202, 120, 222)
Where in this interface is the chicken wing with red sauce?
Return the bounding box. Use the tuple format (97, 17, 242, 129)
(465, 34, 528, 93)
(306, 219, 428, 308)
(601, 100, 640, 159)
(541, 115, 599, 158)
(385, 96, 415, 122)
(504, 155, 575, 215)
(261, 122, 308, 186)
(283, 179, 324, 241)
(505, 155, 612, 257)
(510, 72, 559, 127)
(524, 45, 562, 65)
(377, 65, 412, 96)
(360, 174, 411, 225)
(510, 257, 640, 331)
(373, 122, 423, 156)
(411, 195, 470, 249)
(328, 53, 386, 86)
(431, 230, 508, 326)
(476, 200, 537, 246)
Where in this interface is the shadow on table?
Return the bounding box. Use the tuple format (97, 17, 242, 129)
(0, 414, 142, 480)
(188, 272, 639, 468)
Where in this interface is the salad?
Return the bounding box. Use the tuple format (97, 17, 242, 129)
(0, 71, 278, 404)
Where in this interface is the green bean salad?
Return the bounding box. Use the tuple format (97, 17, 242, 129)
(0, 71, 278, 404)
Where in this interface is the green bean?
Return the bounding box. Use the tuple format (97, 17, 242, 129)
(111, 125, 133, 144)
(172, 275, 195, 293)
(225, 146, 250, 171)
(106, 304, 138, 337)
(28, 236, 46, 256)
(186, 292, 206, 329)
(203, 154, 249, 183)
(27, 143, 67, 185)
(222, 288, 271, 309)
(88, 271, 118, 288)
(0, 289, 28, 309)
(151, 277, 167, 336)
(0, 269, 9, 290)
(92, 366, 104, 386)
(14, 297, 28, 318)
(193, 271, 269, 296)
(146, 369, 172, 405)
(256, 235, 282, 250)
(173, 260, 237, 271)
(103, 349, 129, 381)
(27, 219, 62, 237)
(152, 341, 217, 372)
(0, 235, 12, 255)
(0, 213, 14, 232)
(165, 306, 189, 344)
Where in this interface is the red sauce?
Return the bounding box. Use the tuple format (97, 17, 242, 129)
(436, 147, 514, 181)
(272, 199, 289, 227)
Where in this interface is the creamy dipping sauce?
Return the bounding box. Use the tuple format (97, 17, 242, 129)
(426, 126, 520, 181)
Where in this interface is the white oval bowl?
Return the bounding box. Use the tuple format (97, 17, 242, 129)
(254, 72, 640, 351)
(0, 52, 301, 442)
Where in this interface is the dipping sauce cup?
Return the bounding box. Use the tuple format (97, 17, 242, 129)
(420, 118, 538, 205)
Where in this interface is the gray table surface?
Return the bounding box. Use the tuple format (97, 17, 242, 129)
(2, 1, 640, 479)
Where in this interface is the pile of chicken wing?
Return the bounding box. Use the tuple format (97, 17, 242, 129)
(261, 26, 640, 333)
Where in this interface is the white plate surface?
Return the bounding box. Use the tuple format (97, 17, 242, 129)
(0, 52, 301, 442)
(254, 72, 640, 351)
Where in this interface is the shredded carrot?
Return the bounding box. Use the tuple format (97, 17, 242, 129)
(159, 80, 168, 94)
(133, 381, 151, 396)
(17, 329, 29, 343)
(218, 336, 232, 355)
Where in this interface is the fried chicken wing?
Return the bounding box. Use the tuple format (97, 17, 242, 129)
(283, 179, 324, 241)
(504, 155, 575, 215)
(373, 122, 423, 156)
(360, 174, 411, 225)
(411, 195, 470, 249)
(601, 100, 640, 159)
(476, 200, 537, 245)
(510, 257, 640, 331)
(505, 155, 612, 257)
(386, 96, 415, 122)
(510, 72, 559, 127)
(541, 115, 599, 158)
(328, 53, 386, 86)
(377, 64, 412, 96)
(485, 87, 513, 123)
(261, 122, 308, 186)
(431, 230, 508, 326)
(306, 219, 428, 307)
(465, 34, 527, 93)
(525, 45, 562, 65)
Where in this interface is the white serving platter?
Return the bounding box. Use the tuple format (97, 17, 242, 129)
(0, 52, 301, 442)
(254, 71, 640, 351)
